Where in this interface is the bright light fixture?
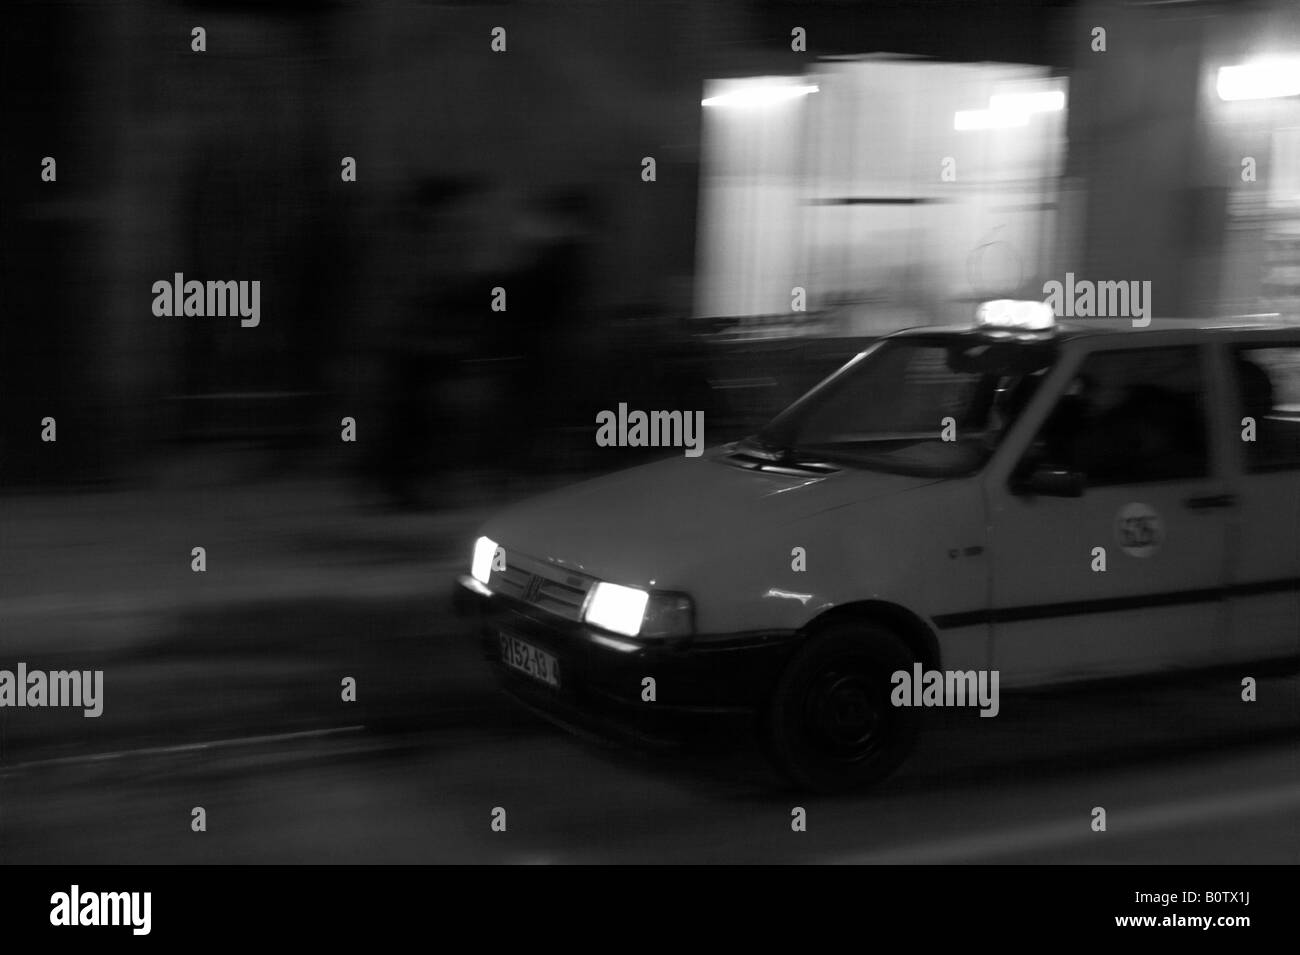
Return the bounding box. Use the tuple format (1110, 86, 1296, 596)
(472, 536, 497, 586)
(1217, 58, 1300, 101)
(583, 582, 649, 637)
(955, 87, 1067, 130)
(702, 83, 819, 108)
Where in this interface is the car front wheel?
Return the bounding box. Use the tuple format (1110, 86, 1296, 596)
(764, 621, 921, 793)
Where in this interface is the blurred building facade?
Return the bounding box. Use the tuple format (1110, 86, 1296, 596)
(7, 0, 1300, 486)
(2, 0, 717, 486)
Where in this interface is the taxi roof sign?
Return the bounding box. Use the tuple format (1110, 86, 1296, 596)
(975, 299, 1055, 331)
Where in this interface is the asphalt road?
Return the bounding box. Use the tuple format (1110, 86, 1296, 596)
(3, 665, 1297, 864)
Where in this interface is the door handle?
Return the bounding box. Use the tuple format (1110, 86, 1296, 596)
(1183, 493, 1236, 510)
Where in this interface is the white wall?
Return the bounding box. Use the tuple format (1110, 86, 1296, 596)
(695, 58, 1068, 329)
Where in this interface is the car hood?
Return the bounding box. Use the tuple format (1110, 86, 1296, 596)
(482, 449, 942, 587)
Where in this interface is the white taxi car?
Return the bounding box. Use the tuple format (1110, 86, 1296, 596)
(459, 303, 1300, 791)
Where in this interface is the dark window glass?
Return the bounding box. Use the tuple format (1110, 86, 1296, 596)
(1021, 347, 1208, 486)
(758, 335, 1056, 477)
(1234, 345, 1300, 472)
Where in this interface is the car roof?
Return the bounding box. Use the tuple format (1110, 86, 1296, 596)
(891, 314, 1300, 344)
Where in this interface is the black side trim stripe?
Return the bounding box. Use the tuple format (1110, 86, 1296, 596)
(933, 577, 1300, 630)
(806, 197, 945, 206)
(1232, 577, 1300, 598)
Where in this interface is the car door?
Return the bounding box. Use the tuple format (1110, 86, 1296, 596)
(985, 341, 1232, 687)
(1222, 338, 1300, 662)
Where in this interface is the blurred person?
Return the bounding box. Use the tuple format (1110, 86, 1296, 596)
(373, 176, 494, 509)
(500, 187, 603, 472)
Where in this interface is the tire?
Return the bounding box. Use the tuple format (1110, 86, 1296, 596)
(764, 621, 921, 793)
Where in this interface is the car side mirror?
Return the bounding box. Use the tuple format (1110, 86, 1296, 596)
(1012, 466, 1085, 498)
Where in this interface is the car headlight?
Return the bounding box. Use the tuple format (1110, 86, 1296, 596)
(639, 592, 695, 638)
(583, 583, 694, 639)
(471, 536, 497, 586)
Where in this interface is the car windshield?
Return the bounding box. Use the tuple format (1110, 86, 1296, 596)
(752, 334, 1059, 477)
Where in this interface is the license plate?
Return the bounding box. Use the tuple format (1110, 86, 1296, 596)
(499, 632, 561, 688)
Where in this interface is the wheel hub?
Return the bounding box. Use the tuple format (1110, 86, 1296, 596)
(807, 668, 884, 757)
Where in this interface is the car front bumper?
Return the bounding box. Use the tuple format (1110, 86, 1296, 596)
(456, 575, 799, 738)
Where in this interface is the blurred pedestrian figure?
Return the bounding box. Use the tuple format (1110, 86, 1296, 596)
(372, 176, 491, 509)
(503, 188, 602, 471)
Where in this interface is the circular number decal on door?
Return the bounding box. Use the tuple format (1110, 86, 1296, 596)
(1115, 503, 1164, 558)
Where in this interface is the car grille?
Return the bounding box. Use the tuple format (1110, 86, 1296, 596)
(492, 550, 595, 622)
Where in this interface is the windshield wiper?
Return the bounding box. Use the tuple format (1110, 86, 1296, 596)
(735, 434, 794, 462)
(732, 437, 847, 473)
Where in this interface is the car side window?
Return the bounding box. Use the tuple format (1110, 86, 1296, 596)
(1018, 346, 1209, 486)
(1234, 345, 1300, 472)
